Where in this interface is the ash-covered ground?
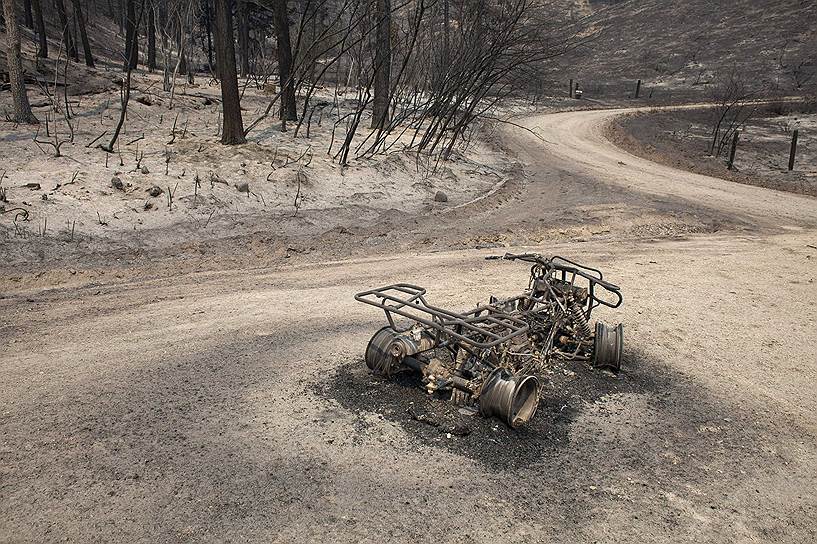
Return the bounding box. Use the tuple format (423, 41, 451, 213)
(320, 349, 761, 474)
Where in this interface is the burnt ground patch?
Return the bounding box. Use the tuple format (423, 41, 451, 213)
(319, 347, 775, 476)
(317, 346, 817, 541)
(606, 104, 817, 198)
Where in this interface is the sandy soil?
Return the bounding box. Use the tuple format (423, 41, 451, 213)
(607, 103, 817, 196)
(2, 105, 817, 543)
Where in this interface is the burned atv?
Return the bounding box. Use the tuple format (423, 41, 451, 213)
(354, 253, 623, 429)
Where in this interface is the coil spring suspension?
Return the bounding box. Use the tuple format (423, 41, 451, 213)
(570, 302, 593, 338)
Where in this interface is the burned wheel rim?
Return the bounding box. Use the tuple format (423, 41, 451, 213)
(594, 321, 623, 371)
(364, 326, 401, 376)
(479, 369, 540, 428)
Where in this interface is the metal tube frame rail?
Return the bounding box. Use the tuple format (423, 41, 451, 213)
(354, 284, 530, 349)
(500, 253, 623, 313)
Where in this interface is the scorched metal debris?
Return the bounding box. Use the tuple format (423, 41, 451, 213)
(355, 253, 624, 428)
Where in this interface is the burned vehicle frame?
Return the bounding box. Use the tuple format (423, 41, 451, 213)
(355, 253, 624, 428)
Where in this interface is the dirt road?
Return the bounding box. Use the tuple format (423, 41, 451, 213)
(2, 107, 816, 543)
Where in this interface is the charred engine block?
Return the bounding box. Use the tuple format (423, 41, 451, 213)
(355, 253, 624, 428)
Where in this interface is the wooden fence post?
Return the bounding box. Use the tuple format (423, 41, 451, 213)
(635, 79, 641, 99)
(788, 129, 799, 171)
(728, 130, 739, 170)
(569, 78, 573, 98)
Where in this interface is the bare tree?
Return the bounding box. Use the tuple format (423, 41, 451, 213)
(272, 0, 297, 120)
(147, 0, 156, 71)
(2, 0, 39, 124)
(335, 0, 591, 163)
(159, 1, 193, 102)
(103, 0, 145, 152)
(242, 0, 591, 166)
(244, 0, 371, 136)
(709, 70, 758, 156)
(238, 0, 250, 77)
(22, 0, 31, 27)
(175, 14, 188, 76)
(213, 0, 246, 144)
(371, 0, 391, 128)
(54, 0, 79, 61)
(441, 0, 449, 66)
(30, 0, 46, 57)
(203, 0, 214, 73)
(71, 0, 95, 67)
(124, 0, 138, 70)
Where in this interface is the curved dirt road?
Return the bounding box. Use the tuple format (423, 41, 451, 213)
(2, 108, 816, 543)
(522, 107, 817, 229)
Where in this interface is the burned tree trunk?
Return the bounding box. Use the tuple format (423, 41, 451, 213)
(124, 0, 138, 70)
(272, 0, 297, 120)
(1, 0, 39, 124)
(71, 0, 94, 67)
(213, 0, 246, 144)
(204, 0, 213, 73)
(442, 0, 449, 67)
(146, 0, 155, 71)
(176, 24, 187, 75)
(54, 0, 79, 61)
(31, 0, 47, 57)
(22, 0, 32, 27)
(102, 0, 143, 153)
(238, 0, 249, 77)
(371, 0, 391, 128)
(115, 0, 122, 33)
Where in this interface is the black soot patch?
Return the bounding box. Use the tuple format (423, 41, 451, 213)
(318, 349, 668, 471)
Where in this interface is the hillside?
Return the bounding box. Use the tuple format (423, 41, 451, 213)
(4, 1, 815, 102)
(555, 0, 816, 100)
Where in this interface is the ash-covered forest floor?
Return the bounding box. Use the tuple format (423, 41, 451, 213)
(0, 71, 519, 262)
